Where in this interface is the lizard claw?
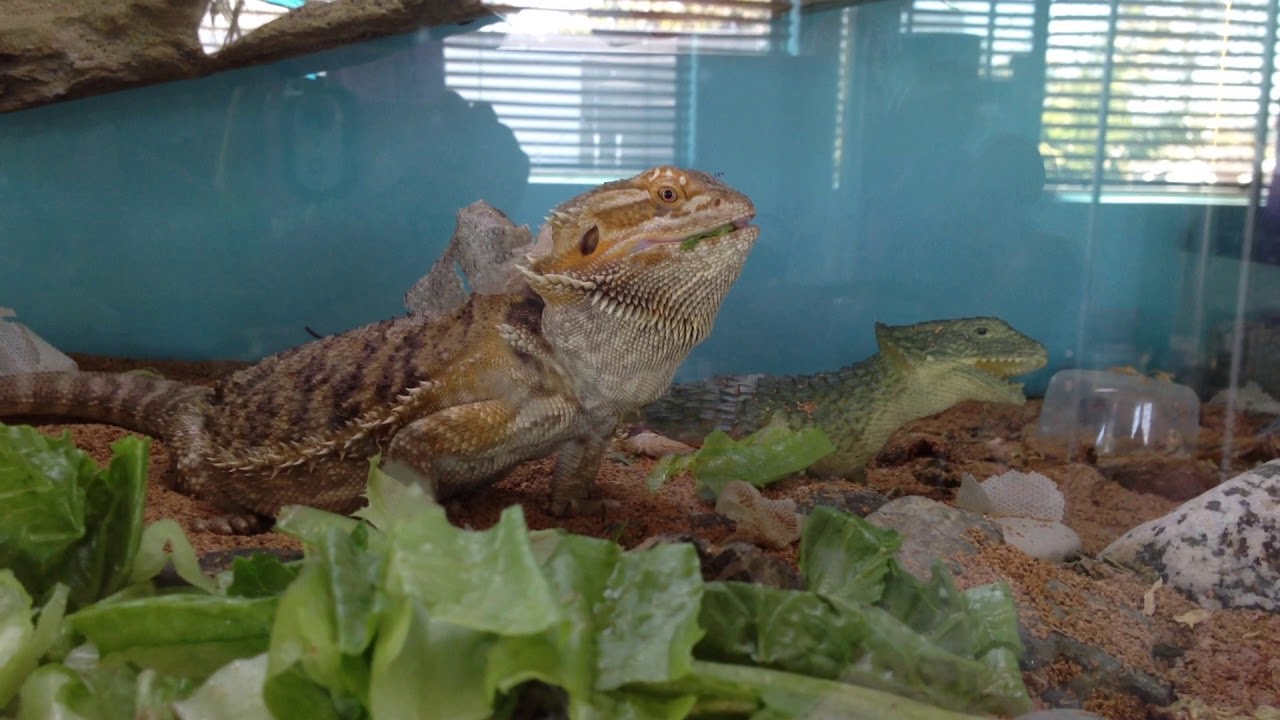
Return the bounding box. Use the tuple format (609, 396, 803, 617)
(193, 511, 272, 535)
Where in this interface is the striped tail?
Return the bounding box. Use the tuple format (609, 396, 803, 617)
(0, 371, 208, 440)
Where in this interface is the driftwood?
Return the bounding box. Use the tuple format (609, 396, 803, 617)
(0, 0, 495, 113)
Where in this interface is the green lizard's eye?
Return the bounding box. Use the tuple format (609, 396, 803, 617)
(580, 225, 600, 255)
(975, 326, 989, 336)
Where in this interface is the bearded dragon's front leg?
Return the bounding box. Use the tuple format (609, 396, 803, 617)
(546, 434, 612, 516)
(383, 397, 599, 512)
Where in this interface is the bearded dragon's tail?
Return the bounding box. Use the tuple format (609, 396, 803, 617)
(0, 371, 209, 440)
(639, 373, 769, 443)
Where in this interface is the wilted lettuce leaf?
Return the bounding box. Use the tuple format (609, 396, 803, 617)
(645, 416, 835, 498)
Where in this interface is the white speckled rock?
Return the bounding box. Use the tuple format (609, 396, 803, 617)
(1099, 459, 1280, 612)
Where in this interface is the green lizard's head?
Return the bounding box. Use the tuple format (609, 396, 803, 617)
(876, 317, 1048, 395)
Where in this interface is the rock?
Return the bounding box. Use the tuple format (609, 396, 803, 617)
(994, 517, 1082, 562)
(701, 542, 804, 589)
(1100, 459, 1280, 611)
(631, 533, 802, 589)
(794, 484, 889, 517)
(0, 0, 492, 113)
(865, 496, 1003, 580)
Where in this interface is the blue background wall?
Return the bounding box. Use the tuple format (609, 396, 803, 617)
(1, 6, 1275, 395)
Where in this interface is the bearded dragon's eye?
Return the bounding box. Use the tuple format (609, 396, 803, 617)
(580, 225, 600, 255)
(657, 186, 680, 203)
(975, 326, 989, 336)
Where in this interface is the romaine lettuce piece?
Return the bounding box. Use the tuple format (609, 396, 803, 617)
(0, 426, 149, 610)
(0, 572, 68, 708)
(691, 507, 1031, 716)
(645, 416, 835, 498)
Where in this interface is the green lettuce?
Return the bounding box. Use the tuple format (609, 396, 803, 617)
(645, 415, 836, 498)
(264, 468, 705, 720)
(691, 507, 1031, 716)
(0, 425, 148, 610)
(1, 425, 1030, 720)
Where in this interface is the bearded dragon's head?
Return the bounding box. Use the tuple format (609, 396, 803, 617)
(518, 167, 759, 406)
(876, 317, 1049, 403)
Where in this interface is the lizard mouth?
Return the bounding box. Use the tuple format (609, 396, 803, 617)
(636, 214, 756, 253)
(974, 355, 1048, 379)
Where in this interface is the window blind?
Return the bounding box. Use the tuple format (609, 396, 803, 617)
(445, 0, 780, 183)
(1041, 0, 1280, 192)
(901, 0, 1038, 79)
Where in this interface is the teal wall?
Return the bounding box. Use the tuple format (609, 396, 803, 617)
(0, 10, 1271, 394)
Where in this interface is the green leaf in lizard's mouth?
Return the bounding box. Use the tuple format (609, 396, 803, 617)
(680, 223, 737, 251)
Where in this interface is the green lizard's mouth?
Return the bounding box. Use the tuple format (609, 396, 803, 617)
(974, 355, 1048, 379)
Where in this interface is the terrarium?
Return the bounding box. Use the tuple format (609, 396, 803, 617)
(0, 0, 1278, 717)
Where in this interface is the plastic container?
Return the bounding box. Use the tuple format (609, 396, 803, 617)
(1036, 369, 1200, 455)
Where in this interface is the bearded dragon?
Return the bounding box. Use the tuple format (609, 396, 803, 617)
(0, 167, 759, 532)
(640, 317, 1048, 479)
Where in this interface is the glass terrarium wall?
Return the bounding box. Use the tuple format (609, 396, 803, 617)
(0, 0, 1277, 400)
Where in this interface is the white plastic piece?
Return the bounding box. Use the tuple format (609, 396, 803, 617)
(1036, 369, 1200, 455)
(0, 308, 76, 376)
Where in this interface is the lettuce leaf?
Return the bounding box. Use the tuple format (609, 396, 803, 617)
(691, 507, 1031, 716)
(645, 416, 835, 498)
(267, 467, 706, 720)
(0, 425, 149, 610)
(0, 572, 68, 708)
(1, 430, 1030, 720)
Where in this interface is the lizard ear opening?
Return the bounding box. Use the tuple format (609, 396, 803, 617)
(580, 225, 600, 255)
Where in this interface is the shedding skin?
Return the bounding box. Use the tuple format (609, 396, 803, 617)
(0, 167, 759, 533)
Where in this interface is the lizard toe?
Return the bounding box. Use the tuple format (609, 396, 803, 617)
(193, 511, 272, 535)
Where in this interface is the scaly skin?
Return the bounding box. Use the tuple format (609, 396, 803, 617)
(0, 167, 759, 532)
(641, 317, 1048, 479)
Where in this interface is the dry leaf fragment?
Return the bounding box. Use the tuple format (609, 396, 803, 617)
(715, 480, 801, 549)
(1143, 577, 1163, 616)
(1172, 608, 1211, 628)
(620, 431, 696, 458)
